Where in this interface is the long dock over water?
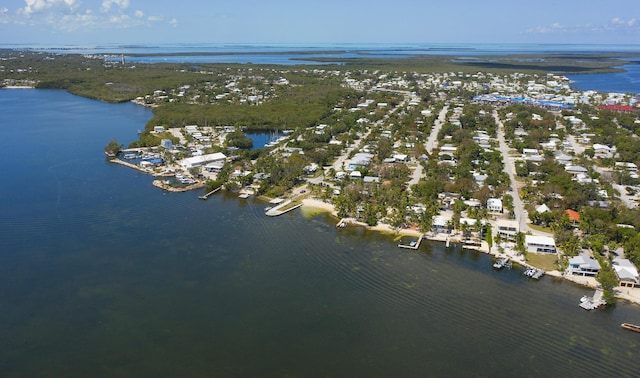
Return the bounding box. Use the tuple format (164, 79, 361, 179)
(265, 200, 302, 217)
(199, 186, 222, 200)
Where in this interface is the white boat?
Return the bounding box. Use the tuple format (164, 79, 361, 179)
(493, 257, 511, 269)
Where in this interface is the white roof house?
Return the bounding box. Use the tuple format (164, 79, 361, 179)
(525, 235, 556, 254)
(496, 219, 518, 240)
(536, 204, 551, 213)
(487, 198, 503, 213)
(565, 165, 588, 174)
(179, 152, 227, 169)
(347, 153, 374, 171)
(568, 256, 601, 276)
(613, 257, 639, 286)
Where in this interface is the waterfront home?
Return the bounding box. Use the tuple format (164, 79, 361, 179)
(568, 256, 601, 276)
(525, 235, 556, 254)
(432, 215, 452, 234)
(496, 219, 518, 241)
(612, 257, 640, 287)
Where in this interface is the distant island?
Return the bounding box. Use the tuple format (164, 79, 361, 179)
(3, 48, 640, 306)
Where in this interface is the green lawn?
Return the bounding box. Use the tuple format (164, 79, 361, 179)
(527, 253, 559, 271)
(528, 224, 553, 234)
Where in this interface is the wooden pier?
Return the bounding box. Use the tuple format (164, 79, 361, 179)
(579, 289, 606, 310)
(198, 186, 221, 200)
(398, 235, 424, 250)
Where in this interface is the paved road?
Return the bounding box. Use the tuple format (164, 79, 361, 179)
(426, 105, 450, 154)
(493, 110, 533, 235)
(406, 105, 448, 190)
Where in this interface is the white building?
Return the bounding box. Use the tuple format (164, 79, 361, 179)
(613, 257, 639, 287)
(525, 235, 556, 254)
(179, 152, 227, 169)
(568, 256, 601, 276)
(496, 219, 518, 241)
(487, 198, 503, 213)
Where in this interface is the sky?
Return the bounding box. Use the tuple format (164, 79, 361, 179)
(0, 0, 639, 46)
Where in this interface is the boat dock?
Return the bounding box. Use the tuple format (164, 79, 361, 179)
(265, 200, 302, 217)
(493, 257, 511, 270)
(579, 289, 606, 310)
(621, 323, 640, 333)
(524, 267, 546, 280)
(198, 186, 222, 200)
(398, 235, 424, 250)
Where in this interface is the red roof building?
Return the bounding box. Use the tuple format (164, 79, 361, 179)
(598, 104, 637, 113)
(565, 209, 581, 223)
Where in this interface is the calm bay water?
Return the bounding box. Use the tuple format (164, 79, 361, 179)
(1, 89, 640, 377)
(568, 59, 640, 94)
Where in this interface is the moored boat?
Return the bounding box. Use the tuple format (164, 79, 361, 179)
(621, 323, 640, 333)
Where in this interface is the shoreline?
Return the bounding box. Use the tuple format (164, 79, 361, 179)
(300, 197, 640, 307)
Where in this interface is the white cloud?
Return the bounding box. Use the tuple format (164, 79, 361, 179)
(19, 0, 80, 16)
(526, 22, 566, 34)
(169, 17, 177, 27)
(528, 17, 640, 35)
(101, 0, 130, 12)
(609, 17, 637, 28)
(8, 1, 176, 32)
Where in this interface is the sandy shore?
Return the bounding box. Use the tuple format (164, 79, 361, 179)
(301, 198, 422, 237)
(152, 180, 204, 192)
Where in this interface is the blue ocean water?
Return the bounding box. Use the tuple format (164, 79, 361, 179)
(2, 88, 640, 376)
(568, 59, 640, 94)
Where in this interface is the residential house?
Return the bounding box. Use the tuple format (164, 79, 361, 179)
(613, 258, 640, 287)
(487, 198, 503, 213)
(432, 215, 452, 234)
(593, 144, 614, 159)
(347, 153, 374, 171)
(536, 204, 551, 213)
(568, 256, 601, 276)
(564, 209, 580, 227)
(525, 235, 556, 254)
(496, 219, 518, 241)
